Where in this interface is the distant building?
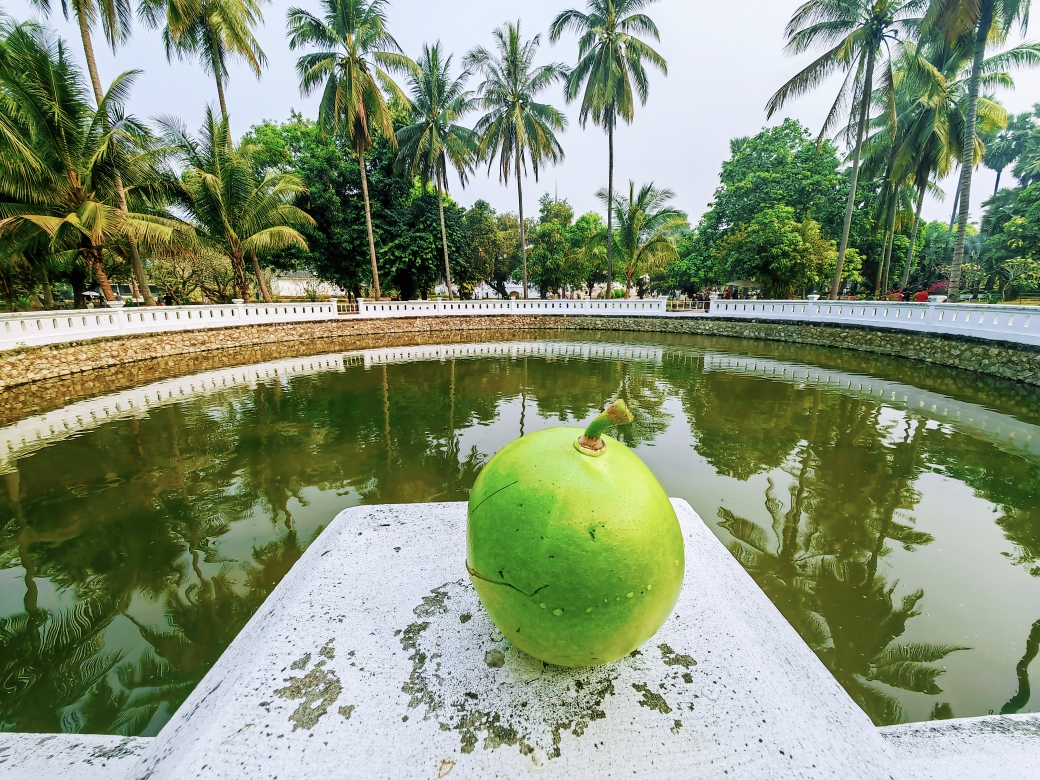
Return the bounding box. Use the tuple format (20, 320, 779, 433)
(469, 282, 537, 299)
(272, 271, 345, 299)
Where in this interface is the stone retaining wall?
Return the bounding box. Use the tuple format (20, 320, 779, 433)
(3, 314, 1039, 400)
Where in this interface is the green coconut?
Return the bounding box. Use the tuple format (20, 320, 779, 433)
(466, 401, 684, 667)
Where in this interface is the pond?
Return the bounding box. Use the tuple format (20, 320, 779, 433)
(2, 331, 1039, 736)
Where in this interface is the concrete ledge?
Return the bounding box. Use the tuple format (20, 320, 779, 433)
(880, 714, 1040, 779)
(0, 733, 150, 779)
(120, 500, 904, 779)
(2, 501, 1037, 778)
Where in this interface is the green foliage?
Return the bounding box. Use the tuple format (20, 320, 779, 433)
(0, 22, 183, 307)
(706, 120, 845, 239)
(160, 108, 314, 301)
(721, 205, 840, 299)
(676, 122, 856, 295)
(602, 181, 687, 296)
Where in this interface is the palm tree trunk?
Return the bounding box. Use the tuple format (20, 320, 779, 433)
(34, 262, 54, 309)
(231, 250, 250, 301)
(949, 0, 995, 302)
(76, 12, 155, 307)
(251, 252, 273, 303)
(881, 191, 898, 295)
(881, 230, 895, 295)
(211, 38, 230, 127)
(115, 179, 155, 305)
(94, 254, 116, 302)
(994, 168, 1002, 195)
(875, 199, 896, 299)
(436, 169, 454, 301)
(76, 11, 105, 103)
(606, 121, 615, 300)
(949, 176, 961, 234)
(830, 48, 876, 301)
(358, 148, 382, 301)
(900, 178, 927, 289)
(516, 150, 529, 300)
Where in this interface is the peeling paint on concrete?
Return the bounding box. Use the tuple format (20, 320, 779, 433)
(273, 648, 342, 732)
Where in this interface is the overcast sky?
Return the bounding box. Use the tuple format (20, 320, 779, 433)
(7, 0, 1040, 226)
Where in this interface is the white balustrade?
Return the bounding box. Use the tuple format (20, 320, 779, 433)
(356, 297, 667, 318)
(0, 301, 338, 351)
(6, 293, 1038, 352)
(709, 299, 1040, 348)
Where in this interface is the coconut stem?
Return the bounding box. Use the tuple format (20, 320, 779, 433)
(577, 401, 634, 455)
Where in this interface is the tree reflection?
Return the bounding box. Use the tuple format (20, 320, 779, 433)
(1002, 619, 1040, 715)
(2, 344, 1039, 735)
(719, 413, 967, 726)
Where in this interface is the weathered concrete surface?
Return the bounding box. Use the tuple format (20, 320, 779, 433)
(0, 733, 150, 779)
(121, 500, 908, 780)
(880, 714, 1040, 779)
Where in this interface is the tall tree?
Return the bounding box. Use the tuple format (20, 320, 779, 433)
(598, 181, 686, 297)
(141, 0, 268, 129)
(985, 122, 1022, 194)
(159, 107, 315, 302)
(768, 0, 925, 300)
(287, 0, 411, 302)
(550, 0, 668, 300)
(465, 22, 566, 299)
(32, 0, 158, 303)
(0, 24, 181, 307)
(395, 43, 476, 301)
(926, 0, 1034, 299)
(893, 34, 1030, 288)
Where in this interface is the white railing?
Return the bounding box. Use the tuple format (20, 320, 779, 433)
(709, 299, 1040, 348)
(0, 354, 346, 473)
(356, 297, 668, 318)
(0, 301, 338, 351)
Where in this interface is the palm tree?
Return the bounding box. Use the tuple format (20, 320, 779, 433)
(287, 0, 412, 302)
(395, 43, 476, 301)
(768, 0, 925, 300)
(893, 35, 1029, 288)
(925, 0, 1034, 299)
(465, 22, 567, 299)
(159, 107, 315, 301)
(598, 181, 686, 297)
(550, 0, 668, 300)
(1015, 125, 1040, 184)
(140, 0, 267, 129)
(30, 0, 160, 304)
(985, 123, 1021, 193)
(0, 24, 181, 308)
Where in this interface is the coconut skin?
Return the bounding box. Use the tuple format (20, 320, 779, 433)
(467, 420, 685, 667)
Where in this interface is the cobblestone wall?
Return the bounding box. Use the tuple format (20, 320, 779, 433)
(3, 314, 1039, 409)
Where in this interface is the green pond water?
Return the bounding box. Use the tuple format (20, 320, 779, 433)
(2, 331, 1040, 736)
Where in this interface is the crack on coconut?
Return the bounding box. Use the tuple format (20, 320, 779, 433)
(398, 581, 622, 760)
(466, 561, 549, 598)
(273, 645, 343, 731)
(469, 480, 520, 518)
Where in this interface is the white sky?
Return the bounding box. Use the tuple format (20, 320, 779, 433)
(6, 0, 1040, 226)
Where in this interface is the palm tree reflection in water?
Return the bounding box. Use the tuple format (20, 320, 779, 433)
(719, 409, 969, 726)
(3, 343, 1040, 734)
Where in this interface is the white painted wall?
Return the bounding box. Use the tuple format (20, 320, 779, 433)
(709, 300, 1040, 348)
(0, 302, 338, 351)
